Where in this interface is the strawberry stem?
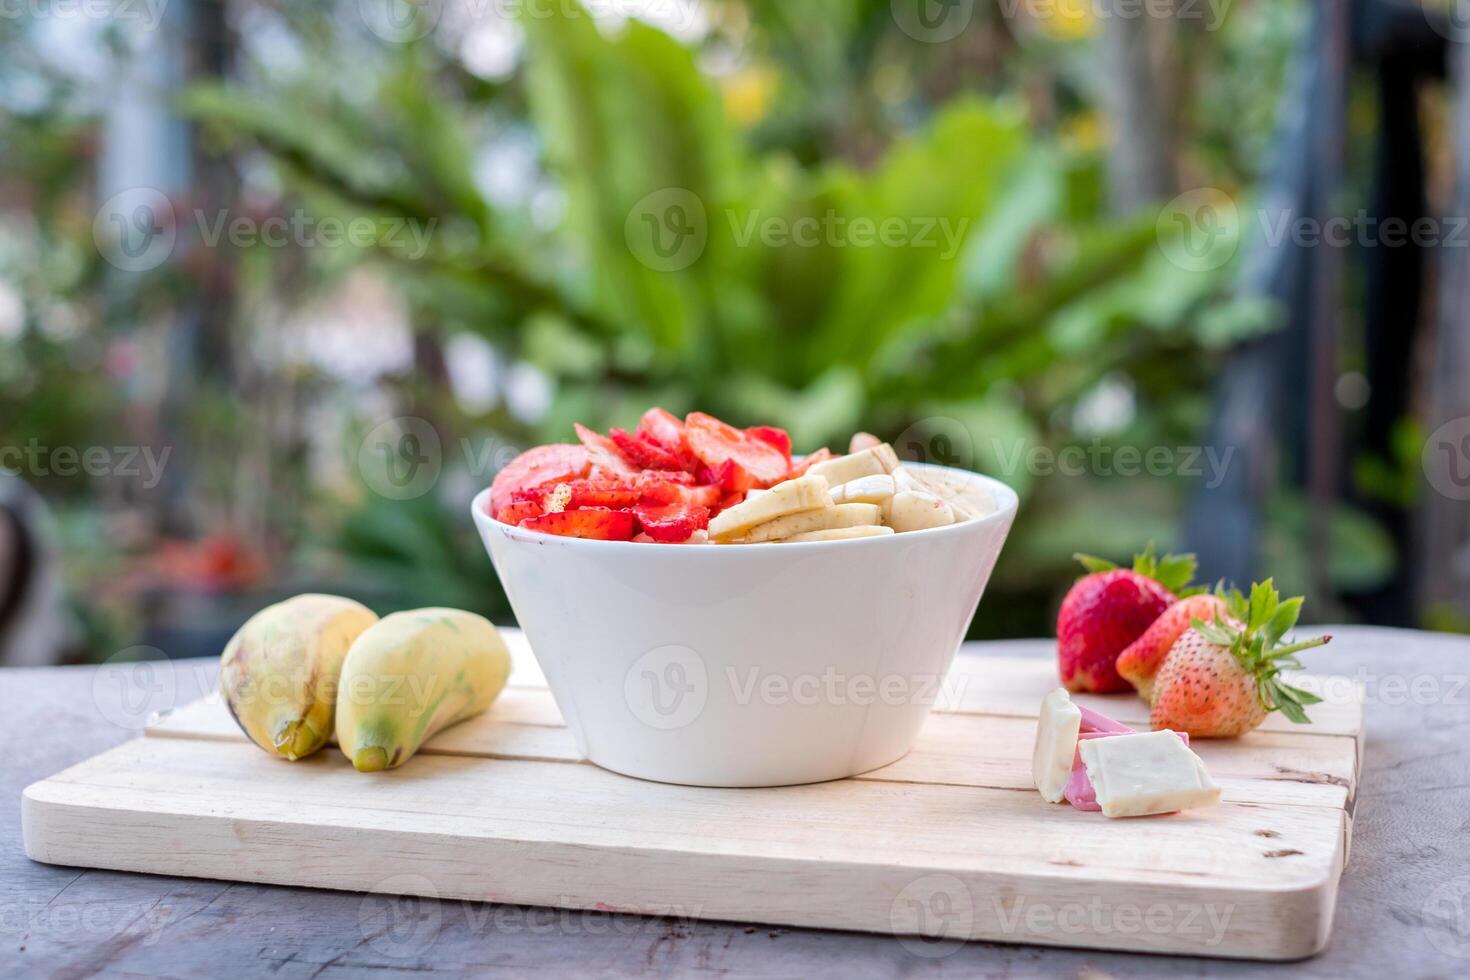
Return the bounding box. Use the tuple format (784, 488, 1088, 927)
(1268, 635, 1332, 660)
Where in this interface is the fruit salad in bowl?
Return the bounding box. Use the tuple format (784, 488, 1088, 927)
(472, 409, 1018, 787)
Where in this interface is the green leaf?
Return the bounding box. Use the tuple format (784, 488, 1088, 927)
(1075, 553, 1118, 574)
(1152, 552, 1200, 594)
(1192, 617, 1236, 646)
(1263, 596, 1303, 647)
(1247, 579, 1277, 632)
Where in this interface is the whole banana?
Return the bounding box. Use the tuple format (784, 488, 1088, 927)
(218, 594, 379, 760)
(336, 608, 511, 772)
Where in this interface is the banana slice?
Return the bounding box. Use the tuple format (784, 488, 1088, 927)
(728, 503, 883, 544)
(830, 474, 897, 506)
(887, 490, 957, 533)
(805, 444, 900, 486)
(774, 525, 895, 544)
(709, 476, 832, 540)
(907, 467, 995, 520)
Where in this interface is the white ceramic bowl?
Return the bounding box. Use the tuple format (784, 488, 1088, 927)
(472, 464, 1018, 787)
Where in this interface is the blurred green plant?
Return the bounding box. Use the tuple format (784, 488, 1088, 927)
(174, 2, 1323, 625)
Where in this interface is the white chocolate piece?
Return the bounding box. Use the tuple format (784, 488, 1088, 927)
(731, 504, 883, 544)
(830, 474, 897, 506)
(1032, 688, 1083, 803)
(886, 490, 956, 533)
(709, 476, 831, 540)
(1077, 730, 1221, 818)
(774, 525, 894, 544)
(805, 444, 900, 486)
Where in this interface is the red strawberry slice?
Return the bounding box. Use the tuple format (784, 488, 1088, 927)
(636, 407, 689, 454)
(746, 425, 792, 460)
(574, 423, 639, 477)
(638, 478, 721, 510)
(490, 444, 590, 517)
(521, 508, 637, 541)
(685, 412, 789, 486)
(713, 458, 756, 495)
(610, 428, 693, 473)
(636, 501, 710, 543)
(515, 479, 642, 511)
(788, 447, 834, 478)
(495, 501, 543, 526)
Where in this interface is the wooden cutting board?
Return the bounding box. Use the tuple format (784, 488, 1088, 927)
(22, 631, 1363, 961)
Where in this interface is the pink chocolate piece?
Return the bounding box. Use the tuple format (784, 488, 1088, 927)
(1077, 704, 1136, 735)
(1064, 730, 1190, 812)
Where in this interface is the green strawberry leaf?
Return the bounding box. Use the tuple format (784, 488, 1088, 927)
(1152, 552, 1201, 594)
(1264, 597, 1303, 647)
(1191, 616, 1236, 646)
(1075, 553, 1119, 575)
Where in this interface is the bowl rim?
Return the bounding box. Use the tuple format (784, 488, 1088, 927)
(471, 462, 1019, 554)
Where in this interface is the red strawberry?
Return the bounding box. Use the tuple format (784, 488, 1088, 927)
(712, 458, 757, 495)
(746, 425, 792, 460)
(574, 424, 639, 477)
(685, 412, 789, 486)
(1056, 547, 1197, 693)
(636, 501, 710, 543)
(515, 479, 642, 511)
(521, 508, 637, 541)
(788, 447, 834, 478)
(1151, 581, 1330, 737)
(636, 407, 689, 454)
(610, 428, 693, 473)
(495, 501, 542, 526)
(489, 444, 589, 516)
(1116, 592, 1230, 703)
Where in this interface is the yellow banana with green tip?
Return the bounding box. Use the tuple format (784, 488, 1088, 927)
(335, 608, 511, 772)
(218, 594, 378, 760)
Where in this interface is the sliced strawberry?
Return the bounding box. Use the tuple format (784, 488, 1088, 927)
(636, 501, 710, 543)
(496, 501, 543, 526)
(746, 425, 792, 460)
(713, 458, 757, 495)
(610, 428, 693, 473)
(636, 408, 689, 453)
(788, 447, 834, 478)
(574, 423, 639, 477)
(515, 479, 642, 511)
(490, 444, 590, 517)
(521, 507, 637, 541)
(685, 412, 790, 486)
(638, 477, 721, 509)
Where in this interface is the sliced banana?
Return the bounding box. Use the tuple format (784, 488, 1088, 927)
(887, 490, 957, 533)
(774, 525, 895, 544)
(908, 467, 995, 520)
(805, 444, 899, 486)
(709, 475, 832, 540)
(829, 474, 897, 506)
(729, 503, 883, 544)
